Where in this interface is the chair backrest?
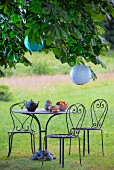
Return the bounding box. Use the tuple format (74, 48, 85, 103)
(91, 99, 108, 128)
(66, 103, 86, 136)
(10, 101, 34, 131)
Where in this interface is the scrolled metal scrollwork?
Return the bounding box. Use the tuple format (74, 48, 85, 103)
(95, 100, 105, 109)
(92, 122, 97, 128)
(66, 103, 86, 137)
(15, 122, 31, 131)
(71, 104, 84, 114)
(70, 128, 74, 135)
(91, 99, 108, 128)
(98, 122, 102, 128)
(10, 102, 34, 132)
(70, 128, 79, 136)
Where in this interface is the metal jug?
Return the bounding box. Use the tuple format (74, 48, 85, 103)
(24, 99, 40, 111)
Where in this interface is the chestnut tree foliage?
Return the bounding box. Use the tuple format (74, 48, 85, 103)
(0, 0, 114, 78)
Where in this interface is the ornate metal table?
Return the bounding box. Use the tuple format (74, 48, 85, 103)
(12, 108, 66, 160)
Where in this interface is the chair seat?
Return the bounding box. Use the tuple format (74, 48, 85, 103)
(8, 129, 36, 133)
(80, 127, 101, 130)
(45, 134, 76, 138)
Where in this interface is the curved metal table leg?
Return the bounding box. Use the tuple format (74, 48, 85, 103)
(30, 113, 62, 161)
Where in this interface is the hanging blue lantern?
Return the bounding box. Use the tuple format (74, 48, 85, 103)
(24, 36, 44, 51)
(70, 65, 92, 85)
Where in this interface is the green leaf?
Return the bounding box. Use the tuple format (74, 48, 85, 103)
(59, 53, 67, 63)
(23, 57, 32, 67)
(111, 8, 114, 17)
(90, 68, 97, 81)
(24, 62, 30, 66)
(90, 8, 106, 21)
(91, 38, 97, 46)
(9, 31, 15, 38)
(53, 47, 61, 56)
(101, 9, 112, 21)
(55, 27, 61, 39)
(25, 23, 32, 28)
(41, 23, 49, 29)
(2, 32, 6, 39)
(0, 5, 4, 9)
(8, 62, 15, 68)
(97, 25, 105, 34)
(76, 57, 85, 65)
(42, 8, 51, 15)
(10, 14, 21, 23)
(9, 56, 14, 62)
(77, 46, 82, 54)
(25, 28, 32, 36)
(0, 70, 5, 77)
(73, 27, 82, 39)
(98, 35, 108, 44)
(96, 57, 106, 68)
(68, 55, 76, 66)
(46, 37, 53, 46)
(59, 27, 68, 39)
(4, 5, 8, 14)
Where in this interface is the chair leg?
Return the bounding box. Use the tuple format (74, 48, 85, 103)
(8, 133, 13, 157)
(59, 138, 65, 168)
(59, 138, 62, 165)
(30, 133, 35, 154)
(87, 130, 90, 154)
(78, 137, 82, 165)
(83, 130, 85, 156)
(101, 130, 104, 156)
(69, 138, 71, 155)
(61, 138, 64, 168)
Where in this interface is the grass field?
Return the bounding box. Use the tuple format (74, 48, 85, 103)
(0, 51, 114, 170)
(1, 50, 114, 77)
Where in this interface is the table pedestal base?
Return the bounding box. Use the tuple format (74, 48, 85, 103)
(30, 149, 56, 161)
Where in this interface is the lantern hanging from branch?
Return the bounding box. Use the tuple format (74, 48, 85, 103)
(70, 65, 92, 85)
(24, 36, 44, 52)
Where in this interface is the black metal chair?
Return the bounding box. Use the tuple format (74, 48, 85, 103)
(8, 101, 36, 157)
(42, 103, 86, 168)
(83, 99, 108, 156)
(69, 99, 108, 157)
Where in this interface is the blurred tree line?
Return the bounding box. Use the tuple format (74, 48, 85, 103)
(103, 17, 114, 49)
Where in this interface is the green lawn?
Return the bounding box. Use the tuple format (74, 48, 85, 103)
(0, 73, 114, 169)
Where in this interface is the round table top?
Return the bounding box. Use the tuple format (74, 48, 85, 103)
(12, 108, 66, 115)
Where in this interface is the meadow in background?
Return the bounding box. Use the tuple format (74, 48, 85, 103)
(0, 51, 114, 170)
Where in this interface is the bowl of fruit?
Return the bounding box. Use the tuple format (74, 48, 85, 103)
(56, 100, 69, 111)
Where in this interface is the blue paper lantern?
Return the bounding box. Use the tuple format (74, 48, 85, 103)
(70, 65, 92, 85)
(24, 36, 44, 51)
